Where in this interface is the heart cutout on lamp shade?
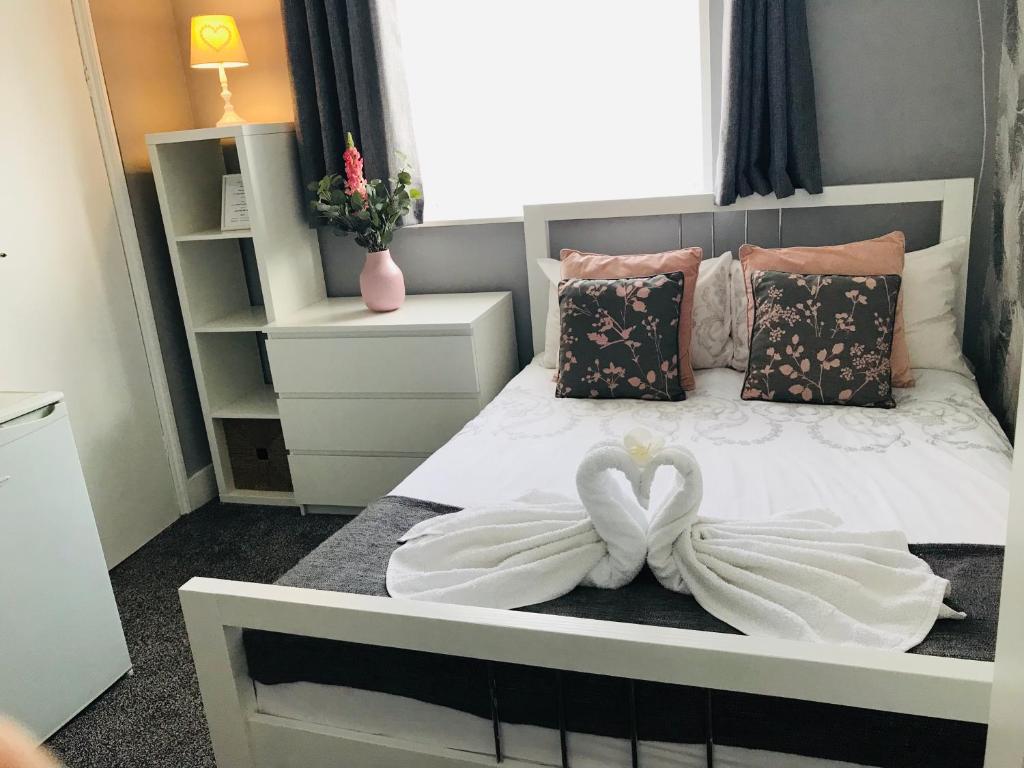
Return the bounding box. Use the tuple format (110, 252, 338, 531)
(199, 23, 232, 52)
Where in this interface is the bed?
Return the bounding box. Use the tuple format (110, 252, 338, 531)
(180, 178, 1012, 768)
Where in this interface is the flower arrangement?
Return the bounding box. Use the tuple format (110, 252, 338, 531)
(311, 132, 421, 252)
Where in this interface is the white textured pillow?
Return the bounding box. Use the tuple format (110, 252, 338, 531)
(691, 252, 733, 369)
(536, 258, 561, 368)
(903, 237, 973, 378)
(728, 255, 750, 371)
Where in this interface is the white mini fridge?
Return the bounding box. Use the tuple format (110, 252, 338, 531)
(0, 392, 131, 739)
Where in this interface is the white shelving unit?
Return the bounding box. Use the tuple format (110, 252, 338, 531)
(148, 123, 325, 506)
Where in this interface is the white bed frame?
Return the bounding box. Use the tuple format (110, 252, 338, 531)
(181, 178, 989, 768)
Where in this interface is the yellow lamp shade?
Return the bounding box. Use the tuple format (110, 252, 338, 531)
(190, 15, 248, 69)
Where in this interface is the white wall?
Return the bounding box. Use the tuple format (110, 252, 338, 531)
(0, 0, 181, 566)
(90, 0, 210, 478)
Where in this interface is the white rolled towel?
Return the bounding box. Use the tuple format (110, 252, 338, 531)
(386, 444, 649, 609)
(641, 445, 963, 651)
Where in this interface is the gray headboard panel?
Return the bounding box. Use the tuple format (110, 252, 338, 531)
(547, 202, 942, 263)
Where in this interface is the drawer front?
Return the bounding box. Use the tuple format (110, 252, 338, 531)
(280, 397, 479, 453)
(267, 336, 479, 395)
(289, 454, 425, 507)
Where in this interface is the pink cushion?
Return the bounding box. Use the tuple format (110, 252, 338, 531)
(739, 232, 914, 388)
(560, 247, 703, 390)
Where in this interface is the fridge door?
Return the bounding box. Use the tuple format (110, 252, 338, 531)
(0, 402, 131, 739)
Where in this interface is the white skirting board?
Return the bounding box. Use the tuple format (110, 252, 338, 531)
(187, 464, 218, 512)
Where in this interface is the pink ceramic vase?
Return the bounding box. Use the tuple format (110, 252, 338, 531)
(359, 249, 405, 312)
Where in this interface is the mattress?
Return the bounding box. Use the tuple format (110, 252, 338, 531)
(251, 363, 1011, 768)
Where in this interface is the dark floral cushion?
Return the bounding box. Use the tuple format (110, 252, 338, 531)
(742, 271, 901, 408)
(556, 272, 685, 401)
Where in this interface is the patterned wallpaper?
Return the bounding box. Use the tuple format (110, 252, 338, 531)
(979, 0, 1024, 435)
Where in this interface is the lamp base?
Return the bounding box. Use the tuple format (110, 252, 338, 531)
(216, 108, 247, 127)
(214, 63, 247, 128)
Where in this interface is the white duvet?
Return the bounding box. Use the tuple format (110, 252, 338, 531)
(396, 363, 1011, 545)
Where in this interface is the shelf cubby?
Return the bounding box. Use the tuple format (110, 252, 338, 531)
(176, 239, 257, 329)
(193, 332, 271, 414)
(211, 419, 294, 504)
(150, 138, 230, 238)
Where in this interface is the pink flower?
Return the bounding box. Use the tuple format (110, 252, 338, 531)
(342, 132, 367, 200)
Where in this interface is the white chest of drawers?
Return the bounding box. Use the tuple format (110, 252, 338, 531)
(265, 292, 517, 511)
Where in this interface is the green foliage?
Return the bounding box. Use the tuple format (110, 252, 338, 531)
(309, 160, 420, 252)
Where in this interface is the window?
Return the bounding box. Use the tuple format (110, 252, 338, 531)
(395, 0, 711, 222)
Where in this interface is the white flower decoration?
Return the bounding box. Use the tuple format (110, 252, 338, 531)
(623, 427, 665, 466)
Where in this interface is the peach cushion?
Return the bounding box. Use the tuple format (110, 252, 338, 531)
(739, 231, 914, 388)
(560, 247, 703, 390)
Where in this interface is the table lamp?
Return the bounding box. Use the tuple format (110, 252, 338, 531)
(190, 15, 249, 127)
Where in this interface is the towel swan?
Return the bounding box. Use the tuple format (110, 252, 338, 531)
(387, 432, 962, 650)
(640, 444, 963, 650)
(386, 444, 649, 609)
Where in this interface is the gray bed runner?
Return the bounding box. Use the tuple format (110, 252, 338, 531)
(243, 495, 1002, 767)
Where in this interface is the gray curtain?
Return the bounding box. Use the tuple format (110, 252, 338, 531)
(281, 0, 422, 220)
(715, 0, 822, 206)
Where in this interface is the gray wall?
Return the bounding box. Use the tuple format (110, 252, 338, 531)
(322, 0, 1004, 383)
(806, 0, 1002, 384)
(127, 173, 212, 476)
(321, 223, 532, 366)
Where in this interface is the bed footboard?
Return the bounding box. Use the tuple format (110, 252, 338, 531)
(179, 576, 992, 768)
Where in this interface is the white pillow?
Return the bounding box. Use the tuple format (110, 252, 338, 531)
(536, 258, 561, 368)
(728, 255, 750, 371)
(535, 253, 735, 370)
(691, 252, 733, 369)
(902, 237, 974, 378)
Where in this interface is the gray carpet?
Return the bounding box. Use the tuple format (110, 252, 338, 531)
(45, 502, 348, 768)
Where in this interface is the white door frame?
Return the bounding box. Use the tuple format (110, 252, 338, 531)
(69, 0, 191, 516)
